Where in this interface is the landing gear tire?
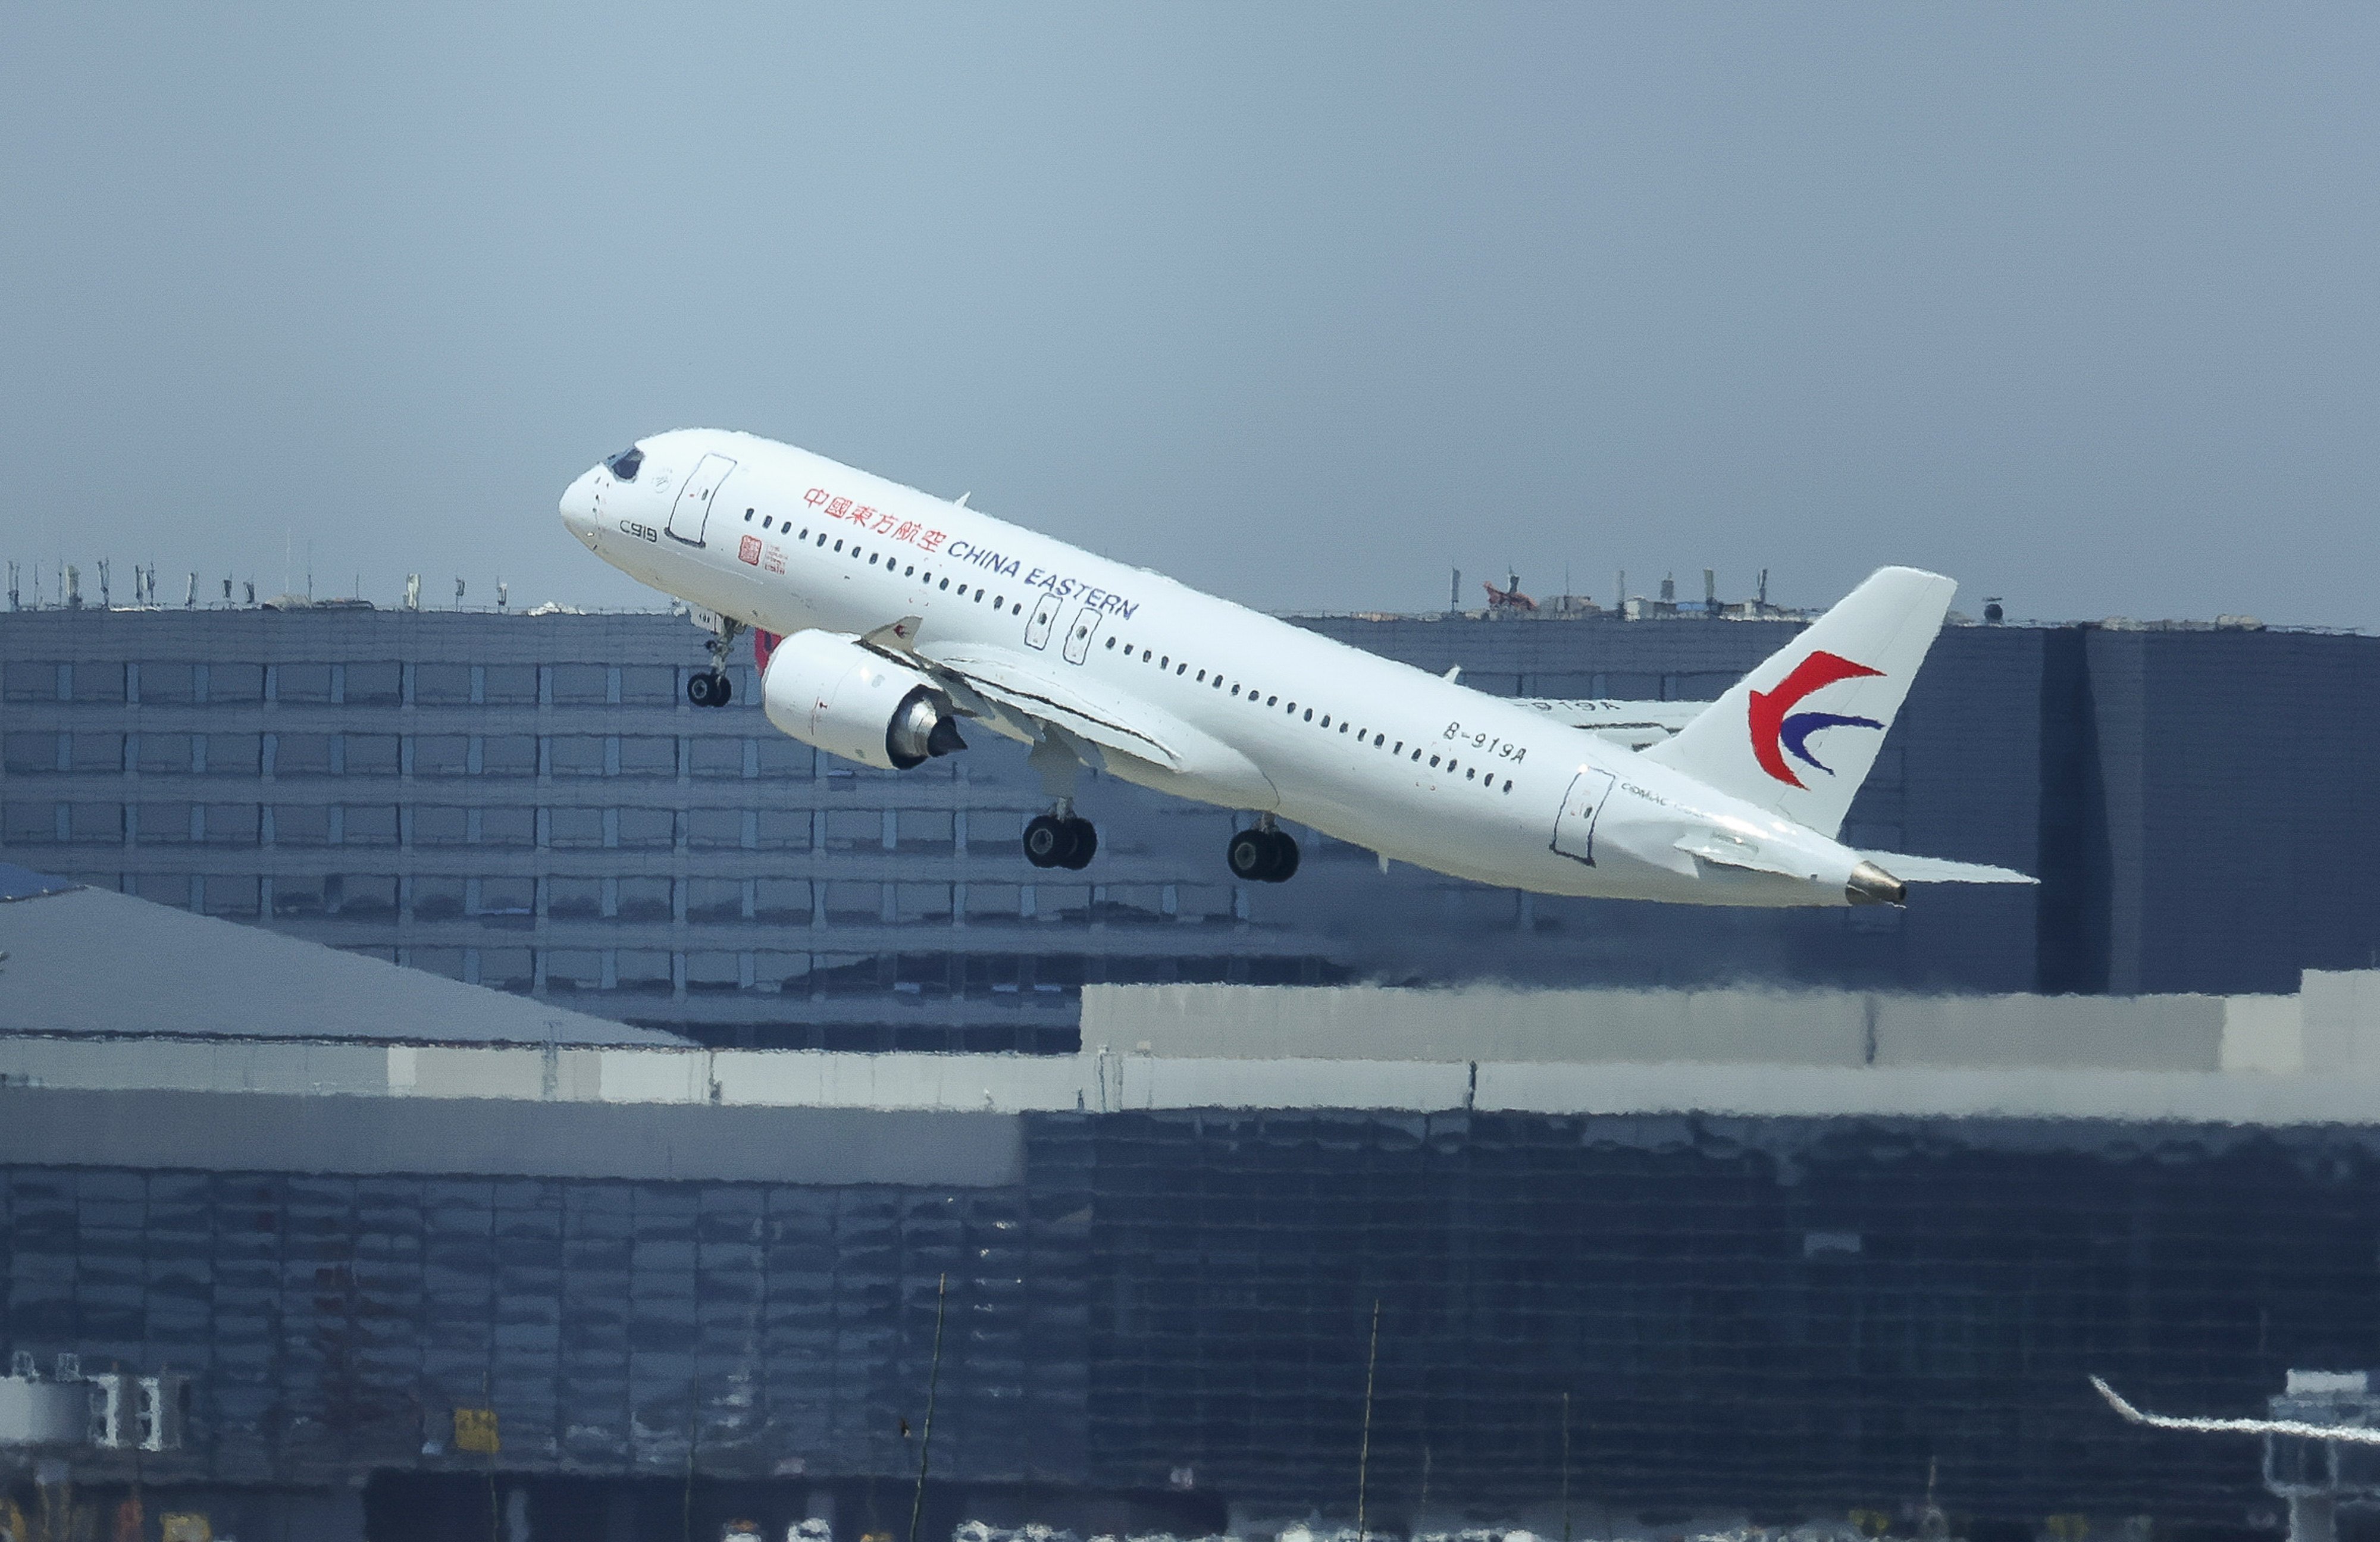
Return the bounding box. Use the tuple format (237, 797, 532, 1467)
(686, 670, 732, 708)
(1227, 827, 1299, 883)
(1025, 814, 1097, 870)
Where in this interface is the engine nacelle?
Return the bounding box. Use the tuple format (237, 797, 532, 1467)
(760, 629, 967, 771)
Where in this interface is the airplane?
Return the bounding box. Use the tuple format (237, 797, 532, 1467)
(559, 430, 2033, 907)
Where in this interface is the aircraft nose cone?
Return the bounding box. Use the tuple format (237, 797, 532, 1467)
(559, 466, 600, 539)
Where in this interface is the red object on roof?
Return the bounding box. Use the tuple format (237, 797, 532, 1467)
(1483, 576, 1537, 612)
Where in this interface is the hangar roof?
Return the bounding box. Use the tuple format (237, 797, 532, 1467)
(0, 867, 682, 1046)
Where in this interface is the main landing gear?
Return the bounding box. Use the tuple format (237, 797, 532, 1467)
(1023, 806, 1097, 870)
(1227, 822, 1300, 883)
(687, 618, 744, 708)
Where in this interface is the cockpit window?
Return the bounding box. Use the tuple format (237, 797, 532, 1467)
(603, 447, 644, 482)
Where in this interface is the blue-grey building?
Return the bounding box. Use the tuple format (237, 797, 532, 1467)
(3, 602, 2375, 1049)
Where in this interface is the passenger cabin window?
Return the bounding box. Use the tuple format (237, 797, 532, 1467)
(604, 447, 643, 481)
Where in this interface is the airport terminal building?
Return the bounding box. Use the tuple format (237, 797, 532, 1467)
(2, 876, 2377, 1538)
(8, 600, 2380, 1540)
(3, 601, 2377, 1049)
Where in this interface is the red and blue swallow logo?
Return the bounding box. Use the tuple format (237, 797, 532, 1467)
(1749, 650, 1885, 788)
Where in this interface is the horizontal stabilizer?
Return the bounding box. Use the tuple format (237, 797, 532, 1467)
(1864, 852, 2037, 885)
(2090, 1375, 2380, 1444)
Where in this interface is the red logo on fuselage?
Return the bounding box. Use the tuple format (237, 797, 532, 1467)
(1748, 650, 1885, 788)
(738, 535, 762, 566)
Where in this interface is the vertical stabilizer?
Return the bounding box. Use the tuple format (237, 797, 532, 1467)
(1640, 566, 1956, 837)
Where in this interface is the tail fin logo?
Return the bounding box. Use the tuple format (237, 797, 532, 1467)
(1748, 650, 1884, 788)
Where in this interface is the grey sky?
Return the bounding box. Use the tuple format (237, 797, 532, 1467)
(2, 4, 2373, 626)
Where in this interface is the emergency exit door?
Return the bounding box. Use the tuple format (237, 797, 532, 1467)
(1025, 591, 1062, 650)
(1550, 766, 1616, 864)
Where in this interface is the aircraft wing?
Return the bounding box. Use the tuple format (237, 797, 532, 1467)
(853, 616, 1187, 773)
(1512, 698, 1706, 749)
(2091, 1375, 2380, 1444)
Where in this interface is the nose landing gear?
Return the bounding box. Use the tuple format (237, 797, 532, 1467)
(687, 617, 745, 708)
(1227, 822, 1300, 883)
(1023, 806, 1097, 870)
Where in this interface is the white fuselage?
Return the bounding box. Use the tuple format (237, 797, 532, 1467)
(562, 430, 1872, 907)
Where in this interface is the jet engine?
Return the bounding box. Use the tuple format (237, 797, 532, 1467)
(760, 629, 967, 771)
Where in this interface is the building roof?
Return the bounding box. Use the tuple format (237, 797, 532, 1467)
(0, 872, 684, 1046)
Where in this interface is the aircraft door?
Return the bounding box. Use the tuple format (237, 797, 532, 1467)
(666, 454, 738, 546)
(1550, 766, 1617, 864)
(1060, 604, 1103, 664)
(1025, 591, 1062, 650)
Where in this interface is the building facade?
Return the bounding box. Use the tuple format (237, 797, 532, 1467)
(3, 604, 2376, 1046)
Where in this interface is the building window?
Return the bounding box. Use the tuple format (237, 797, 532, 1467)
(549, 665, 607, 704)
(687, 879, 744, 924)
(2, 733, 57, 774)
(68, 803, 122, 844)
(616, 876, 673, 921)
(342, 806, 399, 845)
(687, 808, 747, 850)
(547, 807, 604, 848)
(202, 804, 260, 845)
(549, 736, 606, 778)
(135, 803, 196, 844)
(207, 664, 264, 703)
(71, 734, 125, 774)
(271, 805, 331, 845)
(481, 665, 537, 704)
(616, 950, 672, 993)
(2, 662, 61, 701)
(206, 734, 262, 776)
(414, 806, 468, 845)
(479, 736, 537, 778)
(343, 735, 400, 776)
(754, 879, 813, 924)
(548, 876, 603, 920)
(472, 877, 535, 920)
(414, 664, 473, 704)
(274, 734, 334, 776)
(343, 663, 402, 706)
(618, 808, 675, 848)
(2, 801, 59, 844)
(481, 807, 535, 846)
(616, 736, 677, 778)
(688, 738, 745, 779)
(333, 874, 398, 918)
(201, 875, 259, 916)
(275, 664, 333, 703)
(135, 734, 195, 775)
(543, 949, 602, 991)
(413, 876, 466, 920)
(619, 666, 675, 704)
(755, 810, 810, 851)
(413, 735, 469, 777)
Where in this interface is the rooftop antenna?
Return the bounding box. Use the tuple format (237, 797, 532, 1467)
(454, 577, 466, 611)
(1449, 566, 1461, 616)
(65, 565, 82, 609)
(1617, 569, 1626, 618)
(98, 559, 111, 609)
(1757, 568, 1769, 610)
(306, 541, 314, 602)
(404, 574, 421, 612)
(7, 562, 18, 611)
(221, 576, 233, 607)
(1703, 568, 1716, 618)
(184, 572, 197, 609)
(243, 580, 255, 606)
(496, 580, 509, 613)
